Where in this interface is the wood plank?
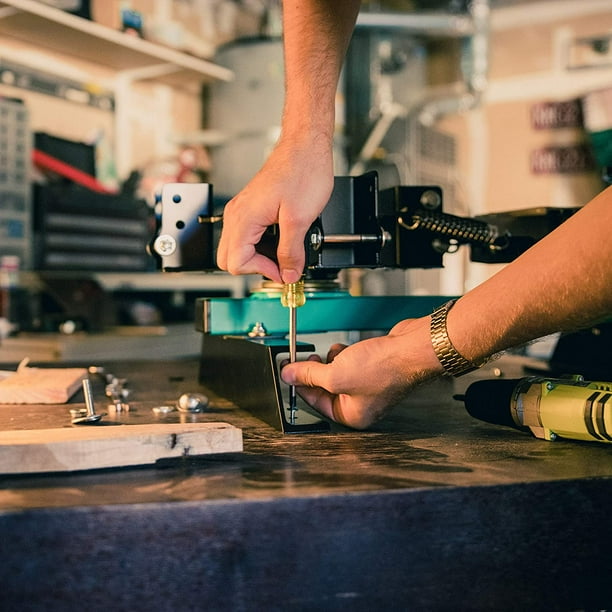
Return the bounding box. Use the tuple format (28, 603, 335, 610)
(0, 423, 243, 473)
(0, 367, 87, 404)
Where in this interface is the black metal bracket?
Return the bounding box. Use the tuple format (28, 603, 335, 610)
(199, 335, 331, 433)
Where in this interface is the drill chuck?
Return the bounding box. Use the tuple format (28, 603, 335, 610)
(461, 376, 612, 443)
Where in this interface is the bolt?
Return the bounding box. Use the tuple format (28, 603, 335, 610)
(72, 379, 104, 424)
(309, 228, 322, 251)
(153, 234, 177, 257)
(420, 189, 441, 210)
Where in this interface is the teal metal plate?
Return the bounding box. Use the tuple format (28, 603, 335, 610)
(196, 295, 454, 335)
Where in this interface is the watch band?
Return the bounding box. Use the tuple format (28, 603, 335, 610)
(430, 299, 483, 377)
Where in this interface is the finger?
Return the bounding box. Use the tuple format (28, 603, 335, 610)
(218, 241, 281, 282)
(280, 357, 338, 421)
(216, 231, 228, 271)
(217, 201, 282, 279)
(233, 252, 281, 283)
(296, 385, 337, 422)
(276, 222, 308, 284)
(280, 358, 327, 388)
(280, 353, 320, 369)
(326, 343, 348, 363)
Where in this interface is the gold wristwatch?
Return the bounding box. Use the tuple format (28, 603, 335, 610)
(430, 299, 483, 377)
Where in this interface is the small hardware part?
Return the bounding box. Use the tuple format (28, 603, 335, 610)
(177, 393, 209, 413)
(71, 379, 104, 424)
(90, 367, 131, 412)
(152, 405, 176, 415)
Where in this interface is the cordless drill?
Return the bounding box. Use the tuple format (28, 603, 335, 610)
(458, 375, 612, 443)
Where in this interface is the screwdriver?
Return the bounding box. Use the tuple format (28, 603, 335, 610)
(281, 280, 306, 421)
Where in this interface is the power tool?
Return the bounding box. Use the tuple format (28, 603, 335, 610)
(458, 375, 612, 443)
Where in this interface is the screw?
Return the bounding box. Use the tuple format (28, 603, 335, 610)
(71, 379, 104, 424)
(153, 234, 177, 257)
(420, 189, 441, 210)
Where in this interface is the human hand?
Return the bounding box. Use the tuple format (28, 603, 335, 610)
(217, 135, 334, 283)
(280, 317, 443, 429)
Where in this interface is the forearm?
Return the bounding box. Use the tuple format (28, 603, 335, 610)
(448, 186, 612, 364)
(280, 0, 361, 142)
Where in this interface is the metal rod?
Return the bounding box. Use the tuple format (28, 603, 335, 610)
(323, 233, 381, 244)
(82, 379, 96, 417)
(288, 304, 297, 423)
(72, 378, 103, 424)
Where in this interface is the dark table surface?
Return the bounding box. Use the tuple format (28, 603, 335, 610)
(0, 355, 610, 506)
(1, 355, 611, 611)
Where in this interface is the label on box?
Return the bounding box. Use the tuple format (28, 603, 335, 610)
(530, 144, 595, 174)
(531, 100, 583, 130)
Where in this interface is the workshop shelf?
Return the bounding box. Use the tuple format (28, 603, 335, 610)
(0, 0, 234, 85)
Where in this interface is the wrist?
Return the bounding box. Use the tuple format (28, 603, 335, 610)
(280, 120, 335, 150)
(388, 315, 446, 382)
(430, 299, 487, 377)
(281, 97, 336, 143)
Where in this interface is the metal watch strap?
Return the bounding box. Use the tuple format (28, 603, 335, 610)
(430, 299, 481, 377)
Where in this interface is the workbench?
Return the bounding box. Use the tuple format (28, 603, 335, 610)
(0, 356, 611, 611)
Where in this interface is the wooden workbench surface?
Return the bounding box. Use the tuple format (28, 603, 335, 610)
(1, 356, 611, 611)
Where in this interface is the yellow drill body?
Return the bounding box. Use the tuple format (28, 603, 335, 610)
(511, 376, 612, 442)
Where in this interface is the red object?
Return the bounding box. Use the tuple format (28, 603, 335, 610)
(32, 149, 117, 194)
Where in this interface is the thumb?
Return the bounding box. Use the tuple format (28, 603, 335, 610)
(276, 227, 306, 284)
(281, 356, 327, 388)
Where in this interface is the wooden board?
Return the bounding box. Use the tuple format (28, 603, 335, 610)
(0, 367, 87, 404)
(0, 422, 243, 474)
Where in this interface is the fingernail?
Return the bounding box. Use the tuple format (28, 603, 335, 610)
(281, 269, 300, 284)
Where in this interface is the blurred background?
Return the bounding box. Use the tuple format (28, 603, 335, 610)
(0, 0, 610, 360)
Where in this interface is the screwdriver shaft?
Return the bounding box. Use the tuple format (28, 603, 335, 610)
(288, 304, 297, 421)
(281, 280, 305, 424)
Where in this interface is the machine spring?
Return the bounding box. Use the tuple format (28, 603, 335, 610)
(399, 210, 509, 251)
